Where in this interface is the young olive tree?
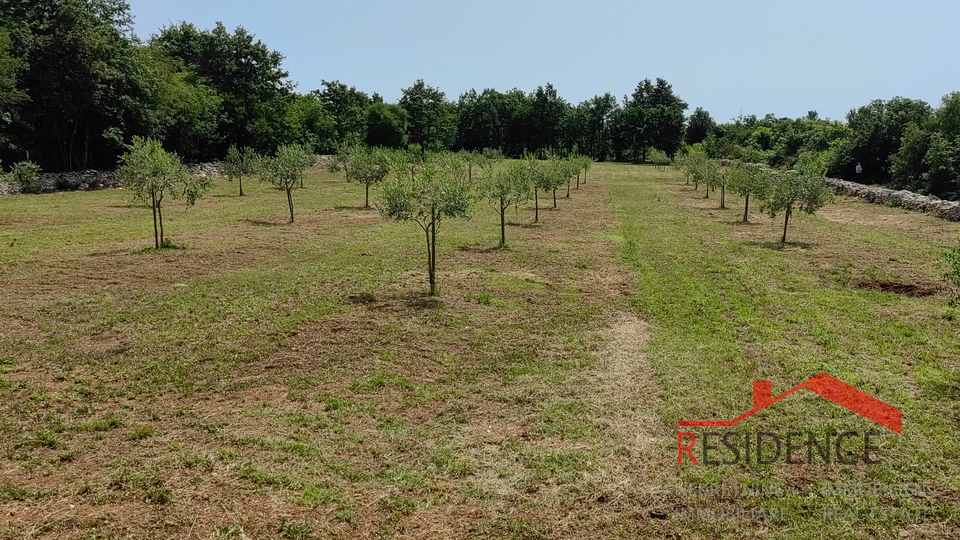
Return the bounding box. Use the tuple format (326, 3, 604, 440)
(332, 142, 362, 178)
(572, 154, 590, 190)
(672, 153, 691, 184)
(942, 241, 960, 305)
(525, 156, 550, 222)
(345, 146, 391, 208)
(692, 156, 721, 199)
(481, 160, 531, 247)
(684, 151, 710, 190)
(458, 150, 483, 183)
(648, 149, 671, 171)
(545, 153, 570, 208)
(727, 161, 772, 223)
(118, 137, 211, 248)
(380, 152, 473, 295)
(761, 153, 834, 245)
(222, 145, 259, 196)
(259, 144, 316, 223)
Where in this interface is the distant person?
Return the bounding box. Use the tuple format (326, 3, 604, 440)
(855, 162, 863, 182)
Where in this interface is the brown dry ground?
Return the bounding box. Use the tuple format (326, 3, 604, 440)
(0, 171, 674, 539)
(1, 166, 959, 539)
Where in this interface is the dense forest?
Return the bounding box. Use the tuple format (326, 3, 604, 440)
(2, 0, 959, 199)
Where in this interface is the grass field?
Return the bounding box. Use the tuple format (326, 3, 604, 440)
(0, 163, 958, 539)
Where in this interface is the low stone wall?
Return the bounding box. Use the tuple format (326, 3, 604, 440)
(1, 157, 333, 197)
(825, 178, 960, 222)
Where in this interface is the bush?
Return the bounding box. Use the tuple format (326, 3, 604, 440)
(10, 161, 41, 192)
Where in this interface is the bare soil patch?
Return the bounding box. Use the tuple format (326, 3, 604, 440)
(857, 279, 940, 297)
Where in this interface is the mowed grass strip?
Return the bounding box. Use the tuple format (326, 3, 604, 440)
(611, 163, 960, 538)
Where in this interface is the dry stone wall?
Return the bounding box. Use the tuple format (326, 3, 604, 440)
(825, 178, 960, 222)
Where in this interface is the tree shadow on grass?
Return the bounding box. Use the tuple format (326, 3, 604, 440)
(244, 219, 282, 227)
(333, 205, 375, 211)
(506, 221, 541, 229)
(724, 220, 761, 226)
(457, 244, 504, 253)
(744, 240, 818, 251)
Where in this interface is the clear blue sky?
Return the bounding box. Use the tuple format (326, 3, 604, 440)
(127, 0, 960, 123)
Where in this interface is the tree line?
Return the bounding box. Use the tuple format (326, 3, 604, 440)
(690, 95, 960, 199)
(0, 1, 686, 174)
(3, 1, 960, 200)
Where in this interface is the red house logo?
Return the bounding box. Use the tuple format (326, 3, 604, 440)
(678, 372, 902, 434)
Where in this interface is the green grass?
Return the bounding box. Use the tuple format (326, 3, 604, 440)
(611, 163, 960, 537)
(0, 164, 957, 538)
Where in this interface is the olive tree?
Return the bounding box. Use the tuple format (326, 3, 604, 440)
(259, 144, 316, 223)
(345, 146, 391, 208)
(692, 156, 721, 199)
(545, 153, 571, 208)
(574, 154, 592, 190)
(683, 151, 711, 190)
(727, 161, 772, 223)
(480, 160, 531, 247)
(525, 156, 550, 222)
(380, 152, 473, 295)
(118, 137, 211, 248)
(761, 153, 834, 245)
(222, 145, 259, 196)
(942, 241, 960, 305)
(648, 149, 671, 171)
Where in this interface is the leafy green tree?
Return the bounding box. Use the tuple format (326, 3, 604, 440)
(380, 152, 473, 295)
(581, 93, 618, 161)
(152, 21, 293, 157)
(686, 107, 716, 145)
(614, 78, 688, 162)
(0, 29, 24, 114)
(135, 47, 222, 162)
(480, 160, 530, 247)
(313, 80, 371, 147)
(3, 0, 152, 170)
(118, 137, 211, 248)
(835, 97, 932, 183)
(365, 102, 408, 148)
(727, 161, 772, 222)
(399, 80, 455, 152)
(891, 93, 960, 198)
(258, 144, 315, 223)
(284, 93, 336, 153)
(761, 153, 834, 245)
(527, 83, 569, 156)
(222, 145, 259, 196)
(345, 146, 391, 208)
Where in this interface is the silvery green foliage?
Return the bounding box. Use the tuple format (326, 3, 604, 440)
(380, 151, 474, 295)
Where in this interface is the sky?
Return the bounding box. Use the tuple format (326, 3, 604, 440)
(126, 0, 960, 123)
